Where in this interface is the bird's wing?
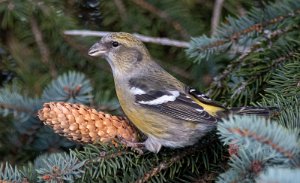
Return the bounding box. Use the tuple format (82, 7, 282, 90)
(186, 87, 227, 116)
(129, 78, 222, 123)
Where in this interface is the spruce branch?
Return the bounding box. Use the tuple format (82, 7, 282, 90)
(73, 143, 141, 181)
(0, 149, 106, 182)
(228, 128, 294, 158)
(0, 85, 41, 122)
(187, 0, 300, 62)
(229, 42, 300, 104)
(0, 163, 24, 182)
(258, 96, 300, 132)
(218, 115, 300, 160)
(230, 76, 256, 102)
(136, 135, 219, 183)
(41, 71, 93, 104)
(257, 167, 300, 183)
(34, 153, 85, 182)
(265, 60, 300, 97)
(218, 113, 300, 182)
(206, 24, 299, 97)
(207, 38, 300, 106)
(86, 150, 133, 163)
(217, 148, 279, 182)
(206, 42, 266, 97)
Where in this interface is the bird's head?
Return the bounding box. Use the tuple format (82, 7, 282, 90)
(88, 32, 151, 75)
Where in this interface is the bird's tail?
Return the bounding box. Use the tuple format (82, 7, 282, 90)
(218, 106, 279, 118)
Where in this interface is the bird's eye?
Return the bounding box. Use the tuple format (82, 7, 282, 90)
(112, 41, 119, 47)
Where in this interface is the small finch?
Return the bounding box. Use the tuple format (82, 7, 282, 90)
(88, 32, 275, 153)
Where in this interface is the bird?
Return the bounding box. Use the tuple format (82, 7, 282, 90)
(88, 32, 275, 153)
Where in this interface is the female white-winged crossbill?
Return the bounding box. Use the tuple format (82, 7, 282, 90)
(88, 32, 275, 153)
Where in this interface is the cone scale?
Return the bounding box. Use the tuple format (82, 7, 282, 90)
(38, 102, 138, 144)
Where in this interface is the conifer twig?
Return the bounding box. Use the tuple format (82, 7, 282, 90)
(206, 42, 262, 97)
(0, 103, 35, 114)
(87, 151, 133, 163)
(206, 25, 299, 96)
(196, 8, 300, 53)
(227, 47, 298, 103)
(228, 128, 294, 159)
(30, 17, 57, 78)
(64, 30, 190, 48)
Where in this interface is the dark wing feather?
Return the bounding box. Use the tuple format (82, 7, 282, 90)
(187, 87, 225, 109)
(135, 91, 217, 123)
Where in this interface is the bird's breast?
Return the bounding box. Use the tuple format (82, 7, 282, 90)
(114, 82, 165, 136)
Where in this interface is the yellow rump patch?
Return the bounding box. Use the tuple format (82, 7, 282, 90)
(191, 96, 225, 116)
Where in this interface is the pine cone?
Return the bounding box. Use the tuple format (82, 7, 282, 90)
(38, 102, 138, 144)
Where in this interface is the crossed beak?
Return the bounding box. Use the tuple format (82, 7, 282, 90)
(88, 42, 107, 57)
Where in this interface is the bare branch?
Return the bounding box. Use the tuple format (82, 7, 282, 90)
(211, 0, 225, 35)
(0, 103, 35, 114)
(30, 17, 57, 78)
(64, 30, 190, 48)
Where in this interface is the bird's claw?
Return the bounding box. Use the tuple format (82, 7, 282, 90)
(118, 136, 145, 155)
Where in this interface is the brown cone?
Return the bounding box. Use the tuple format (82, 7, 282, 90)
(38, 102, 138, 144)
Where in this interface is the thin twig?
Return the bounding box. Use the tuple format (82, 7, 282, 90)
(64, 30, 190, 48)
(0, 103, 35, 114)
(131, 0, 189, 39)
(30, 17, 57, 78)
(86, 151, 133, 164)
(135, 155, 181, 183)
(211, 0, 224, 35)
(113, 0, 127, 21)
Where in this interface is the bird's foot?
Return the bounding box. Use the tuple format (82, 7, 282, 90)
(118, 136, 145, 155)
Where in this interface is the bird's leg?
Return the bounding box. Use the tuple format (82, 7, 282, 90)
(118, 136, 145, 154)
(144, 137, 162, 153)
